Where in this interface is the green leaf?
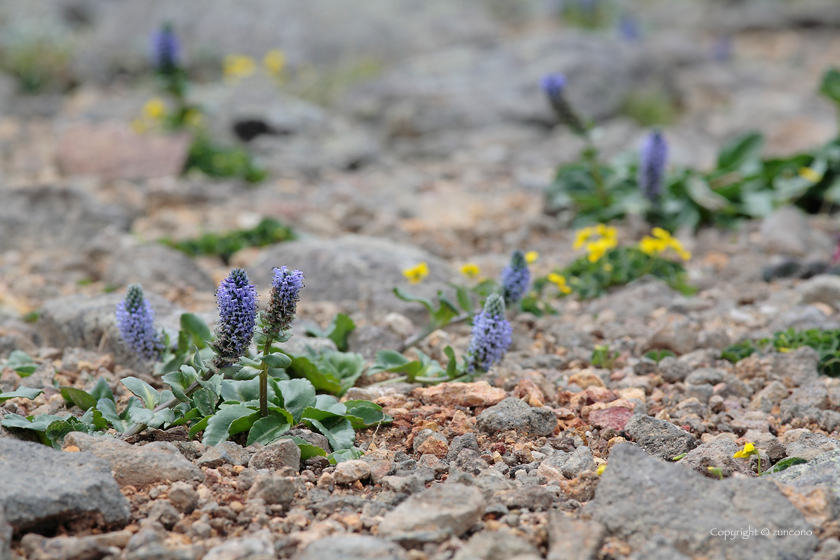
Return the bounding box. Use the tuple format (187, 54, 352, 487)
(246, 411, 292, 446)
(163, 366, 199, 402)
(60, 387, 97, 411)
(79, 408, 108, 431)
(6, 350, 37, 376)
(393, 287, 436, 315)
(685, 176, 728, 211)
(455, 286, 473, 314)
(202, 406, 259, 447)
(328, 448, 364, 464)
(89, 378, 115, 403)
(318, 351, 365, 396)
(192, 387, 218, 417)
(189, 415, 211, 440)
(233, 366, 262, 380)
(344, 400, 391, 429)
(716, 132, 764, 170)
(96, 398, 126, 432)
(765, 456, 808, 474)
(306, 416, 355, 451)
(128, 407, 155, 426)
(369, 350, 422, 379)
(0, 387, 43, 403)
(45, 419, 88, 449)
(820, 68, 840, 104)
(151, 408, 175, 429)
(259, 353, 292, 369)
(327, 313, 356, 352)
(281, 352, 343, 396)
(276, 379, 317, 423)
(444, 346, 459, 379)
(220, 378, 268, 404)
(1, 413, 67, 432)
(121, 377, 161, 409)
(180, 313, 212, 349)
(282, 436, 327, 459)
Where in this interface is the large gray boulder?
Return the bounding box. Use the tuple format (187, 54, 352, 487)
(103, 243, 216, 292)
(249, 235, 455, 320)
(587, 444, 817, 560)
(295, 535, 408, 560)
(0, 439, 130, 532)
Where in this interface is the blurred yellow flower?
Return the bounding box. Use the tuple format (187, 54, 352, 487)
(403, 262, 429, 285)
(547, 273, 572, 295)
(733, 442, 756, 459)
(263, 49, 286, 77)
(638, 228, 690, 261)
(142, 98, 167, 120)
(597, 464, 606, 475)
(573, 224, 617, 263)
(525, 251, 539, 264)
(224, 54, 256, 83)
(460, 263, 480, 279)
(799, 167, 822, 183)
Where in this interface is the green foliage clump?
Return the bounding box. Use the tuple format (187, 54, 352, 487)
(721, 328, 840, 377)
(162, 218, 294, 264)
(591, 344, 619, 369)
(185, 133, 267, 184)
(0, 28, 75, 93)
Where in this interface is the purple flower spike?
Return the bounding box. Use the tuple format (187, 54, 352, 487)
(638, 130, 669, 200)
(213, 268, 258, 365)
(541, 73, 567, 101)
(264, 266, 305, 337)
(149, 24, 181, 71)
(501, 250, 530, 304)
(116, 284, 164, 361)
(466, 294, 512, 373)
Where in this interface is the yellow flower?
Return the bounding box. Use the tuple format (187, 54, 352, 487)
(263, 49, 286, 77)
(460, 263, 481, 279)
(707, 466, 723, 480)
(733, 442, 756, 459)
(142, 98, 167, 120)
(403, 262, 429, 285)
(548, 273, 573, 295)
(586, 237, 617, 263)
(597, 464, 606, 475)
(525, 251, 539, 264)
(224, 54, 256, 83)
(574, 224, 618, 262)
(639, 228, 691, 261)
(573, 227, 595, 250)
(799, 167, 822, 183)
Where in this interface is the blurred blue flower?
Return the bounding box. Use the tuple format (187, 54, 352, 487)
(149, 24, 181, 71)
(541, 73, 587, 135)
(618, 15, 641, 42)
(466, 294, 512, 373)
(501, 250, 531, 304)
(639, 130, 669, 200)
(264, 266, 304, 337)
(116, 284, 163, 361)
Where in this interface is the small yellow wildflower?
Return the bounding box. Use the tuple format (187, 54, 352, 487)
(707, 466, 723, 480)
(573, 224, 617, 263)
(799, 167, 822, 183)
(403, 262, 429, 285)
(263, 49, 286, 77)
(638, 228, 691, 261)
(142, 98, 167, 120)
(732, 442, 755, 458)
(525, 251, 539, 264)
(224, 54, 256, 83)
(548, 273, 573, 295)
(597, 464, 607, 475)
(460, 263, 481, 279)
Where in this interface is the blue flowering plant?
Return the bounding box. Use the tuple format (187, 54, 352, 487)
(2, 267, 390, 461)
(545, 69, 840, 231)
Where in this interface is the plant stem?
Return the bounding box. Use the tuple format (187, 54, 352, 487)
(582, 143, 609, 206)
(258, 336, 275, 418)
(399, 312, 470, 352)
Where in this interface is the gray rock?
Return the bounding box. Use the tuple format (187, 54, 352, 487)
(769, 305, 839, 332)
(498, 486, 555, 511)
(769, 449, 840, 499)
(476, 398, 557, 436)
(247, 474, 296, 507)
(197, 441, 250, 468)
(623, 414, 696, 460)
(453, 531, 540, 560)
(628, 536, 690, 560)
(37, 292, 186, 370)
(453, 448, 491, 475)
(248, 438, 301, 471)
(413, 429, 448, 453)
(771, 347, 820, 387)
(347, 324, 404, 361)
(167, 482, 198, 514)
(146, 499, 180, 530)
(658, 356, 691, 383)
(786, 432, 840, 461)
(760, 206, 830, 257)
(64, 433, 204, 488)
(378, 483, 485, 544)
(294, 535, 408, 560)
(249, 235, 455, 320)
(0, 439, 130, 532)
(21, 533, 115, 560)
(0, 186, 130, 252)
(203, 531, 275, 560)
(382, 475, 426, 495)
(685, 367, 725, 386)
(813, 538, 840, 560)
(333, 460, 371, 484)
(446, 432, 480, 462)
(0, 506, 10, 560)
(587, 444, 817, 560)
(547, 511, 606, 560)
(560, 445, 596, 479)
(797, 275, 840, 310)
(125, 543, 197, 560)
(286, 429, 330, 453)
(781, 381, 830, 421)
(679, 438, 751, 478)
(104, 243, 215, 292)
(750, 380, 790, 412)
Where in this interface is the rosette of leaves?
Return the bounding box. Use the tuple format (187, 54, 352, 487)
(163, 218, 294, 265)
(722, 328, 840, 377)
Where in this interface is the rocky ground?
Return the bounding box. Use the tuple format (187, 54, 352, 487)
(3, 1, 840, 559)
